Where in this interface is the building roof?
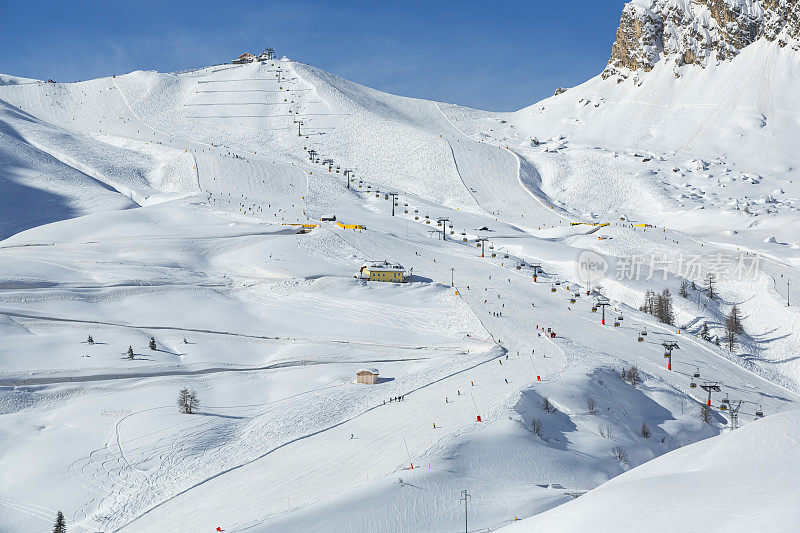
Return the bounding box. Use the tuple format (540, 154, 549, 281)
(361, 260, 405, 273)
(356, 368, 379, 375)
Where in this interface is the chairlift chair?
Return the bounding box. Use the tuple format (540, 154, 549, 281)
(663, 351, 671, 358)
(720, 403, 728, 411)
(693, 368, 700, 378)
(592, 306, 598, 312)
(690, 380, 697, 388)
(614, 321, 620, 327)
(637, 335, 644, 342)
(551, 286, 557, 293)
(755, 406, 764, 418)
(570, 298, 576, 304)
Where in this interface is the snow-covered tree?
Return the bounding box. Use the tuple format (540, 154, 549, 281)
(542, 397, 556, 413)
(626, 365, 641, 387)
(655, 289, 675, 324)
(724, 305, 744, 352)
(640, 290, 657, 314)
(127, 346, 134, 359)
(149, 337, 157, 351)
(87, 335, 94, 345)
(640, 421, 651, 438)
(53, 511, 66, 533)
(177, 388, 200, 414)
(611, 446, 628, 464)
(679, 279, 689, 298)
(700, 323, 711, 341)
(585, 396, 597, 414)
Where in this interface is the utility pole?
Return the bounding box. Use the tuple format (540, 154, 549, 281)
(343, 169, 353, 189)
(293, 119, 304, 137)
(437, 217, 450, 240)
(389, 192, 399, 216)
(451, 267, 455, 288)
(531, 263, 541, 283)
(700, 381, 721, 406)
(596, 300, 611, 325)
(460, 489, 471, 533)
(476, 237, 488, 258)
(662, 341, 679, 371)
(729, 400, 743, 429)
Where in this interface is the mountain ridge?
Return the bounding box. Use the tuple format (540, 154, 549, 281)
(604, 0, 800, 82)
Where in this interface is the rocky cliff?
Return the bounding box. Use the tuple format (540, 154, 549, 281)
(603, 0, 800, 82)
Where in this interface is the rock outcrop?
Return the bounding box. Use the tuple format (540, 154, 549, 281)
(603, 0, 800, 82)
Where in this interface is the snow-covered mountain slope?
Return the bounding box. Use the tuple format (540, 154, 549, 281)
(499, 408, 800, 532)
(1, 5, 800, 530)
(438, 16, 800, 394)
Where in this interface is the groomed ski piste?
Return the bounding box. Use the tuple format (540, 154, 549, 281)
(0, 44, 799, 532)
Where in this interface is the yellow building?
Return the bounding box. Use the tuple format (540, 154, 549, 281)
(359, 260, 405, 283)
(356, 368, 379, 384)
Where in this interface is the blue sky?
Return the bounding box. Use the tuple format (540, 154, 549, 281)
(0, 1, 628, 111)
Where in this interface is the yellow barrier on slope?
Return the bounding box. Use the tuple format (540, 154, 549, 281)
(337, 222, 365, 230)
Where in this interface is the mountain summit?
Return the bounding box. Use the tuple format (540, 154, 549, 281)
(604, 0, 800, 82)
